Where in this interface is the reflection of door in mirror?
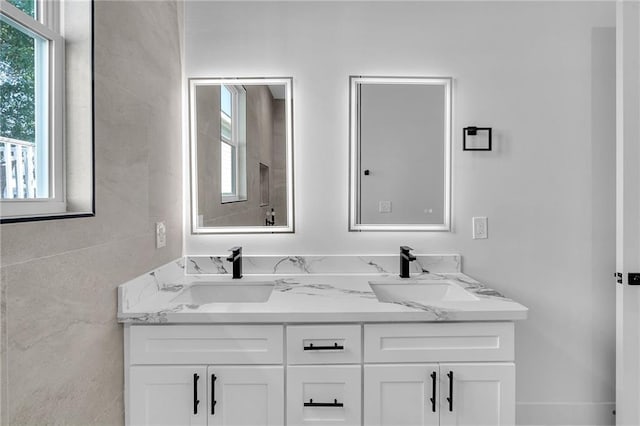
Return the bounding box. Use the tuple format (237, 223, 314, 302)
(195, 84, 287, 228)
(349, 76, 451, 231)
(359, 84, 445, 225)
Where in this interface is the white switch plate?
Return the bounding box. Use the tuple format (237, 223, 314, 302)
(156, 221, 166, 248)
(472, 217, 488, 239)
(379, 201, 392, 213)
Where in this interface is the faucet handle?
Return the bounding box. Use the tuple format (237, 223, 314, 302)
(227, 246, 242, 262)
(400, 246, 416, 262)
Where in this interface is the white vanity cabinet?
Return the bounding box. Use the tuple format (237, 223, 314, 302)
(363, 323, 516, 426)
(129, 365, 208, 426)
(364, 364, 440, 426)
(125, 322, 516, 426)
(129, 365, 284, 426)
(207, 366, 284, 426)
(286, 325, 362, 425)
(125, 325, 285, 426)
(364, 363, 514, 426)
(437, 363, 515, 426)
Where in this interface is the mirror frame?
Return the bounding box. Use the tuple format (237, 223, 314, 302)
(188, 77, 294, 234)
(348, 76, 452, 232)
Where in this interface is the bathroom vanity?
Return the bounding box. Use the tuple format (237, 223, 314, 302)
(118, 255, 527, 426)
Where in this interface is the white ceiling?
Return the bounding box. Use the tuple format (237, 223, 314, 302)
(268, 85, 286, 100)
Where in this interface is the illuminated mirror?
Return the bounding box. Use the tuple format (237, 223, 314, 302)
(349, 76, 451, 231)
(189, 77, 294, 233)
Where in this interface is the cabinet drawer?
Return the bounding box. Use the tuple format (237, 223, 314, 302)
(287, 366, 361, 426)
(364, 322, 514, 363)
(129, 325, 283, 365)
(287, 325, 361, 364)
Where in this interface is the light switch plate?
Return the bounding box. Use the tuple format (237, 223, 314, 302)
(472, 217, 488, 239)
(379, 201, 392, 213)
(156, 221, 166, 248)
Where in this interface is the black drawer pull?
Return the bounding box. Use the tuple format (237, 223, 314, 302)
(211, 374, 217, 415)
(304, 398, 344, 407)
(303, 342, 344, 351)
(429, 371, 437, 412)
(446, 371, 454, 412)
(193, 373, 200, 415)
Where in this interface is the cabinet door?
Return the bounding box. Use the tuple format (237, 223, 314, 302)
(287, 365, 361, 425)
(439, 363, 515, 426)
(129, 366, 207, 426)
(208, 366, 284, 426)
(364, 364, 439, 426)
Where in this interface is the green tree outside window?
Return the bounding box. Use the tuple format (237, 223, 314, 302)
(1, 0, 37, 142)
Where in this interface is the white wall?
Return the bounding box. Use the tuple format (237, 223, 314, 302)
(184, 2, 616, 424)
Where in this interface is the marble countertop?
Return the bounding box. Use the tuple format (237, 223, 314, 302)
(117, 261, 528, 324)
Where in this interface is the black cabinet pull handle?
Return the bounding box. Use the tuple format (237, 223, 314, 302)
(303, 342, 344, 351)
(446, 371, 454, 412)
(211, 374, 217, 415)
(193, 373, 200, 415)
(429, 371, 437, 412)
(304, 398, 344, 407)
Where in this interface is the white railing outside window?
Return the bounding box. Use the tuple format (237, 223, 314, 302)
(0, 136, 37, 199)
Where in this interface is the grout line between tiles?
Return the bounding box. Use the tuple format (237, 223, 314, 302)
(0, 232, 153, 269)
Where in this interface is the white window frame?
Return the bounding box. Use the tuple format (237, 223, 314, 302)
(220, 84, 246, 204)
(0, 0, 65, 218)
(220, 84, 238, 200)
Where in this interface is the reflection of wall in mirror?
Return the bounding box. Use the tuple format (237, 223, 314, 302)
(359, 84, 445, 225)
(271, 98, 287, 226)
(196, 85, 287, 227)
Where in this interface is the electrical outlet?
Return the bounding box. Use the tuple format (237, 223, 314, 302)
(379, 201, 392, 213)
(156, 221, 166, 248)
(472, 217, 488, 239)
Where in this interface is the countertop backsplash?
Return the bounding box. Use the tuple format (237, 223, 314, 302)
(185, 254, 461, 275)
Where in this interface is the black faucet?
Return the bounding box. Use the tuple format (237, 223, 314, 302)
(400, 246, 416, 278)
(226, 246, 243, 279)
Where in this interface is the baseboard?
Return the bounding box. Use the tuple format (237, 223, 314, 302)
(517, 402, 615, 426)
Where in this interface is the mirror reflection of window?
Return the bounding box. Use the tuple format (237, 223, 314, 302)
(190, 78, 293, 233)
(220, 85, 235, 196)
(219, 85, 246, 202)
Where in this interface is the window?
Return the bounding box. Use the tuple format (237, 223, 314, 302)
(1, 0, 65, 217)
(220, 84, 246, 203)
(259, 162, 269, 206)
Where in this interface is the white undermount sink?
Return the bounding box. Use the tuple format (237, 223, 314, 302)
(369, 279, 478, 303)
(171, 281, 275, 304)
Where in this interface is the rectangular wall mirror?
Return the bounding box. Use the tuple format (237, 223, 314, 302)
(189, 77, 294, 233)
(349, 76, 452, 231)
